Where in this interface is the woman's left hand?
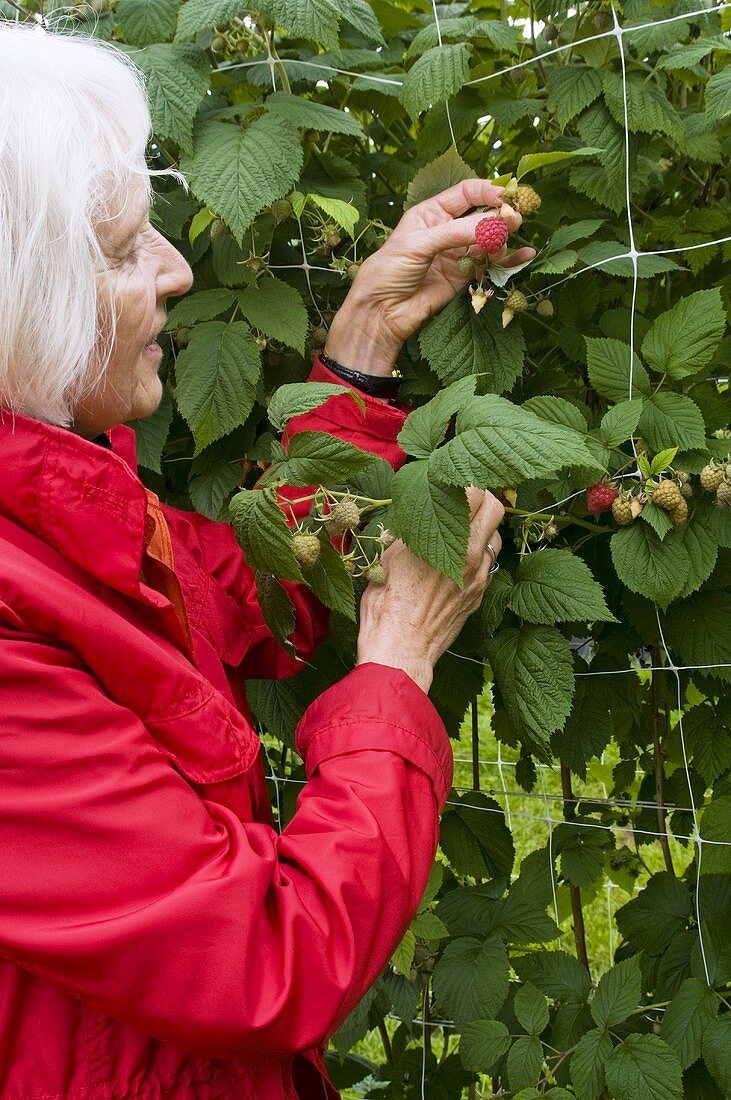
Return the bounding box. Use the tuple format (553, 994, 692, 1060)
(325, 178, 536, 376)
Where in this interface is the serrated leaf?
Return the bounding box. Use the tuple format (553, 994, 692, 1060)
(514, 950, 592, 1002)
(391, 461, 471, 586)
(600, 399, 643, 447)
(650, 447, 679, 476)
(664, 591, 731, 683)
(549, 220, 605, 252)
(654, 36, 731, 70)
(610, 522, 695, 608)
(117, 0, 178, 45)
(307, 193, 360, 238)
(702, 1016, 731, 1095)
(522, 396, 587, 434)
(432, 936, 510, 1027)
(673, 510, 718, 600)
(123, 43, 209, 152)
(229, 488, 302, 582)
(515, 983, 550, 1036)
(399, 43, 470, 120)
(638, 392, 707, 453)
(266, 382, 364, 432)
(127, 388, 173, 474)
(174, 321, 261, 453)
(585, 338, 651, 401)
(459, 1019, 511, 1073)
(705, 66, 731, 120)
(341, 0, 384, 45)
(177, 0, 341, 48)
(419, 294, 525, 394)
(591, 956, 642, 1029)
(166, 288, 237, 329)
(398, 377, 477, 458)
(264, 90, 364, 137)
(411, 909, 448, 941)
(237, 277, 309, 353)
(430, 394, 597, 491)
(189, 459, 240, 521)
(301, 538, 355, 621)
(699, 795, 731, 874)
(180, 117, 304, 245)
(254, 571, 297, 658)
(390, 927, 416, 976)
(508, 1035, 544, 1092)
(485, 626, 575, 751)
(556, 823, 608, 889)
(406, 15, 479, 58)
(533, 249, 579, 275)
(405, 146, 477, 209)
(639, 500, 673, 540)
(571, 1027, 613, 1100)
(516, 148, 602, 179)
(259, 431, 375, 488)
(642, 290, 726, 381)
(603, 71, 683, 140)
(510, 549, 616, 626)
(605, 1033, 683, 1100)
(661, 977, 718, 1070)
(439, 791, 515, 881)
(546, 65, 604, 128)
(615, 873, 693, 955)
(176, 0, 251, 38)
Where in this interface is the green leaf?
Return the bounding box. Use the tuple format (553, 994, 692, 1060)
(459, 1019, 512, 1073)
(341, 0, 384, 45)
(189, 459, 240, 521)
(585, 337, 651, 401)
(229, 488, 302, 582)
(655, 36, 731, 71)
(253, 571, 297, 658)
(474, 18, 521, 52)
(406, 15, 478, 58)
(484, 626, 575, 752)
(610, 522, 692, 608)
(430, 395, 596, 491)
(411, 909, 448, 941)
(615, 873, 693, 955)
(390, 927, 416, 976)
(600, 399, 644, 447)
(664, 591, 731, 683)
(300, 538, 355, 621)
(603, 71, 683, 140)
(264, 90, 364, 137)
(433, 936, 510, 1027)
(513, 950, 592, 1002)
(307, 193, 360, 238)
(516, 148, 602, 179)
(419, 294, 525, 395)
(522, 396, 588, 434)
(266, 382, 364, 432)
(702, 1016, 731, 1095)
(605, 1034, 683, 1100)
(176, 0, 250, 38)
(180, 117, 304, 245)
(237, 277, 309, 354)
(399, 43, 471, 120)
(166, 288, 237, 329)
(546, 65, 604, 128)
(117, 0, 178, 45)
(174, 321, 261, 453)
(642, 290, 726, 380)
(591, 956, 642, 1030)
(515, 983, 550, 1036)
(705, 66, 731, 121)
(650, 448, 679, 477)
(507, 1035, 544, 1092)
(259, 431, 376, 487)
(257, 0, 341, 48)
(638, 392, 707, 453)
(509, 549, 616, 626)
(639, 499, 673, 539)
(549, 220, 605, 252)
(398, 377, 477, 458)
(673, 510, 718, 600)
(127, 388, 173, 474)
(439, 791, 515, 881)
(391, 461, 471, 586)
(405, 146, 477, 209)
(661, 977, 718, 1070)
(571, 1028, 613, 1100)
(699, 796, 731, 874)
(123, 43, 209, 152)
(556, 823, 608, 889)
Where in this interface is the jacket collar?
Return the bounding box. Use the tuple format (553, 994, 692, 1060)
(0, 407, 150, 600)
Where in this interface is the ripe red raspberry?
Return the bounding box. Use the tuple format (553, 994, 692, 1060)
(475, 216, 509, 255)
(586, 482, 619, 514)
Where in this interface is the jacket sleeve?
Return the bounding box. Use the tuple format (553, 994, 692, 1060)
(0, 633, 453, 1059)
(166, 356, 411, 679)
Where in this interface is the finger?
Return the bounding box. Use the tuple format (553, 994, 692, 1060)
(466, 485, 486, 518)
(494, 246, 537, 268)
(402, 178, 507, 225)
(469, 492, 505, 554)
(407, 210, 508, 266)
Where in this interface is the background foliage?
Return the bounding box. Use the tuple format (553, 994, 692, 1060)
(5, 0, 731, 1095)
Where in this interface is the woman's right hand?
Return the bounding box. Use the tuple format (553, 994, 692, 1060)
(356, 488, 504, 694)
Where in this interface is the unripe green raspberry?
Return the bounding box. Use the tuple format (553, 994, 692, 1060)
(346, 262, 361, 280)
(362, 562, 385, 584)
(209, 217, 228, 239)
(536, 298, 554, 318)
(700, 463, 724, 492)
(513, 185, 542, 216)
(326, 497, 361, 533)
(270, 198, 293, 224)
(543, 20, 559, 40)
(509, 66, 526, 84)
(717, 479, 731, 508)
(174, 326, 192, 347)
(652, 479, 683, 511)
(457, 254, 474, 276)
(308, 324, 329, 350)
(612, 495, 634, 526)
(293, 533, 321, 568)
(668, 498, 689, 526)
(378, 528, 396, 547)
(505, 288, 529, 313)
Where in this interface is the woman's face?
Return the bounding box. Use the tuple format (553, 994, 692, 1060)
(73, 179, 193, 438)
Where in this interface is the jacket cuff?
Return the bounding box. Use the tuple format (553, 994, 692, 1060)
(308, 354, 411, 423)
(295, 663, 454, 810)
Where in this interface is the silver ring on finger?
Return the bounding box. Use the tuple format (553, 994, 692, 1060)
(485, 540, 500, 574)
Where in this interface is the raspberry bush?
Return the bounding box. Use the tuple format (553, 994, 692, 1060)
(7, 0, 731, 1096)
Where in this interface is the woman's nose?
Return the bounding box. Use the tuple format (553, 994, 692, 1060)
(157, 234, 194, 301)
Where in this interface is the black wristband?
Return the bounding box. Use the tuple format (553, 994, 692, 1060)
(320, 353, 403, 399)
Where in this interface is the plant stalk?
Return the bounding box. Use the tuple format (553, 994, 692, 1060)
(561, 764, 591, 975)
(471, 697, 480, 791)
(377, 1019, 395, 1067)
(650, 646, 675, 876)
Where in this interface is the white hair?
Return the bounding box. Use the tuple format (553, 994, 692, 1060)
(0, 20, 184, 427)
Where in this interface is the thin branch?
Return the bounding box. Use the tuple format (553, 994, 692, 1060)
(561, 764, 591, 975)
(650, 646, 675, 876)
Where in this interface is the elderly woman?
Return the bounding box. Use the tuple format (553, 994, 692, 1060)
(0, 22, 527, 1100)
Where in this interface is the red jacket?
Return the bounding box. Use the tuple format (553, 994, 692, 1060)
(0, 357, 453, 1100)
